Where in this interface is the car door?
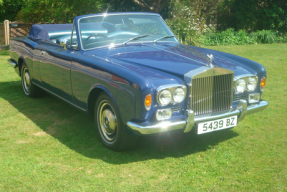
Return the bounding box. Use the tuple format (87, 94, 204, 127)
(35, 41, 73, 102)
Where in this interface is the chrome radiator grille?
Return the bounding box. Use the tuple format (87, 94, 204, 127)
(190, 73, 234, 116)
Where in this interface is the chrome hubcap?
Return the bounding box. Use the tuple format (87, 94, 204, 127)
(22, 67, 31, 94)
(98, 101, 118, 143)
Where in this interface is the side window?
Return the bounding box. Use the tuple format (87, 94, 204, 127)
(70, 24, 78, 49)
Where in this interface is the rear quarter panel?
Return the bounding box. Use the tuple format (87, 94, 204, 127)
(9, 37, 41, 83)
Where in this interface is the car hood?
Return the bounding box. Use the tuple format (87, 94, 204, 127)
(86, 43, 252, 78)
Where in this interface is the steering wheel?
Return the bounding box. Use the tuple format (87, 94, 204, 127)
(85, 33, 107, 41)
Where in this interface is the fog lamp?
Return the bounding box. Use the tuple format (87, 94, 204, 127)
(249, 93, 260, 104)
(156, 109, 172, 121)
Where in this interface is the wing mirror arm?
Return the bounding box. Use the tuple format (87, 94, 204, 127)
(66, 44, 78, 50)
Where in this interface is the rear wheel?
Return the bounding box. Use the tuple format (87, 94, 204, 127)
(94, 92, 138, 151)
(21, 63, 41, 97)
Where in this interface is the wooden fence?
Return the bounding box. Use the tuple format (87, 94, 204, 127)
(0, 20, 31, 45)
(0, 23, 4, 45)
(10, 23, 31, 39)
(0, 20, 10, 45)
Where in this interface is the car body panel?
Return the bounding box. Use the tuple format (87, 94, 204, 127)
(8, 12, 268, 136)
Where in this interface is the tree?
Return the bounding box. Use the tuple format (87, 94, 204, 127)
(18, 0, 106, 24)
(0, 0, 26, 22)
(131, 0, 171, 13)
(219, 0, 287, 32)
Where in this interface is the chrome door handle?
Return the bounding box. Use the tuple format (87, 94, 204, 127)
(41, 51, 47, 55)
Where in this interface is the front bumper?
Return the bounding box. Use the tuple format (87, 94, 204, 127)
(127, 100, 268, 135)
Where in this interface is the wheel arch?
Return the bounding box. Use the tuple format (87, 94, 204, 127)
(18, 56, 28, 76)
(87, 85, 119, 116)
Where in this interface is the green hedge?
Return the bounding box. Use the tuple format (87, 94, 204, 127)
(200, 29, 287, 46)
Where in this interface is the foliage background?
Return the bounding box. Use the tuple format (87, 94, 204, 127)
(0, 0, 25, 22)
(0, 0, 286, 45)
(0, 44, 287, 190)
(218, 0, 287, 33)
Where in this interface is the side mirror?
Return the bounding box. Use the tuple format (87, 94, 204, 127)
(70, 44, 78, 49)
(66, 43, 78, 50)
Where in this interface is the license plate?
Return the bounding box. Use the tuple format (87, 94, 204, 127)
(197, 116, 237, 134)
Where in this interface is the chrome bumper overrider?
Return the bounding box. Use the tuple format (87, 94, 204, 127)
(7, 59, 18, 68)
(127, 100, 268, 135)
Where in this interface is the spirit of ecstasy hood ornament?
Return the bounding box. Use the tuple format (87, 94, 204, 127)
(207, 54, 214, 68)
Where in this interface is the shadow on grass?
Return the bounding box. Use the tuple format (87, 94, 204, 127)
(0, 81, 239, 164)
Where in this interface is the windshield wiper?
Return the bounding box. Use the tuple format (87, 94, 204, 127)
(154, 35, 175, 43)
(122, 34, 150, 46)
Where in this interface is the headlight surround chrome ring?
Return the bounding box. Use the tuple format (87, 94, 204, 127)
(158, 89, 172, 106)
(173, 88, 186, 103)
(156, 84, 187, 106)
(235, 78, 246, 94)
(247, 77, 258, 91)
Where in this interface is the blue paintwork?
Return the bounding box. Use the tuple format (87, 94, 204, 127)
(9, 13, 267, 132)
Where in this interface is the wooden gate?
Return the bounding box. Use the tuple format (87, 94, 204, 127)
(0, 20, 10, 45)
(10, 23, 31, 39)
(0, 20, 31, 45)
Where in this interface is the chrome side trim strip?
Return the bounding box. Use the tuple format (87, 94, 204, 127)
(32, 82, 87, 112)
(127, 100, 268, 135)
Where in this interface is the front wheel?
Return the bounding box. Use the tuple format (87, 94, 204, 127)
(94, 93, 138, 151)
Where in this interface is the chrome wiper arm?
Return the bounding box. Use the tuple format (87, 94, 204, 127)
(154, 35, 175, 43)
(122, 34, 150, 46)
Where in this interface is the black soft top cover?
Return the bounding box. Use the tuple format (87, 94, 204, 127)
(28, 24, 73, 41)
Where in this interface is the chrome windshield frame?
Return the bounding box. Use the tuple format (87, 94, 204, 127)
(77, 13, 179, 51)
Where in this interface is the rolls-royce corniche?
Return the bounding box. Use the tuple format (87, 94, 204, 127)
(8, 12, 268, 151)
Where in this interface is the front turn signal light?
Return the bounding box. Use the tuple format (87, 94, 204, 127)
(260, 77, 266, 91)
(145, 94, 152, 111)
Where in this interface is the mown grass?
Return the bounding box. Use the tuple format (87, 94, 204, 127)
(0, 44, 286, 191)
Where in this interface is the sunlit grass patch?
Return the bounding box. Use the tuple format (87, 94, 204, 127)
(0, 45, 286, 191)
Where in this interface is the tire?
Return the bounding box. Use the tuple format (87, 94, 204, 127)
(94, 92, 138, 151)
(21, 63, 41, 97)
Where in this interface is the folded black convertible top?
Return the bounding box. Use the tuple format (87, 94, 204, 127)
(28, 24, 73, 41)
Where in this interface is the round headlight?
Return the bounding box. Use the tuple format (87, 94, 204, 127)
(173, 88, 185, 103)
(158, 90, 172, 106)
(247, 77, 257, 91)
(235, 79, 246, 93)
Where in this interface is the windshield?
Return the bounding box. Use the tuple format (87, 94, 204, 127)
(78, 14, 177, 50)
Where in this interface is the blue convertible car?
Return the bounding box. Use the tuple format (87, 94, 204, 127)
(8, 12, 268, 151)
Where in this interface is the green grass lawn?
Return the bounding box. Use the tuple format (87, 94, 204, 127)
(0, 44, 286, 191)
